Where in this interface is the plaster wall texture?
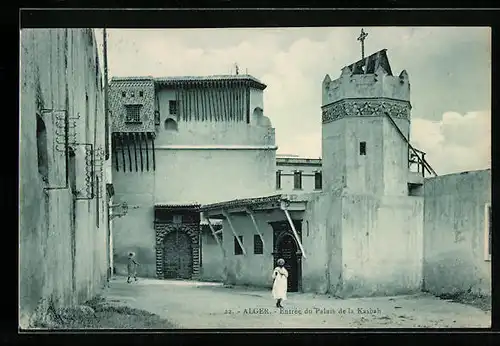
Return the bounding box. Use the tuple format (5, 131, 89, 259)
(199, 231, 225, 282)
(19, 28, 108, 327)
(153, 149, 276, 205)
(301, 192, 342, 294)
(111, 170, 156, 277)
(423, 169, 491, 297)
(339, 194, 424, 297)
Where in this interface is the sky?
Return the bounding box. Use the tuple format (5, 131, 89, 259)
(94, 27, 491, 175)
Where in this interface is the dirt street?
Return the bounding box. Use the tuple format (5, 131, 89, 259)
(101, 276, 490, 329)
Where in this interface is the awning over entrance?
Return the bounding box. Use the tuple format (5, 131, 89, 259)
(200, 194, 309, 259)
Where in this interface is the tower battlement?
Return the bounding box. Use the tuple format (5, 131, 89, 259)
(321, 48, 413, 197)
(322, 49, 410, 107)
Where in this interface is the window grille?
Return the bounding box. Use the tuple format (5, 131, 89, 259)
(125, 105, 142, 123)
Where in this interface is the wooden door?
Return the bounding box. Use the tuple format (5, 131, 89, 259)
(276, 233, 299, 292)
(163, 229, 193, 279)
(177, 231, 193, 279)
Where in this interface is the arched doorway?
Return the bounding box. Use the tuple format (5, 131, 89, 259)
(163, 227, 193, 279)
(275, 233, 300, 292)
(164, 118, 178, 131)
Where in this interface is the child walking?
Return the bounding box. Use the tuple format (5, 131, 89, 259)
(127, 252, 139, 283)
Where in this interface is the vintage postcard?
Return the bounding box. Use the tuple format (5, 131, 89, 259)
(19, 18, 491, 330)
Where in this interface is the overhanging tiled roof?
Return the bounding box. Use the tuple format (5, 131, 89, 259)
(155, 203, 201, 210)
(200, 194, 284, 212)
(155, 75, 266, 90)
(200, 218, 223, 225)
(110, 75, 266, 90)
(200, 193, 309, 213)
(111, 76, 154, 82)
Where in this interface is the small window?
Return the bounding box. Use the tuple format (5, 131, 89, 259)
(36, 114, 49, 182)
(276, 170, 281, 190)
(139, 91, 144, 97)
(122, 91, 126, 97)
(131, 91, 135, 97)
(234, 236, 243, 255)
(294, 171, 302, 190)
(169, 100, 178, 115)
(125, 105, 142, 123)
(360, 141, 366, 155)
(155, 111, 160, 126)
(254, 235, 263, 255)
(485, 203, 492, 261)
(315, 171, 322, 190)
(173, 215, 183, 224)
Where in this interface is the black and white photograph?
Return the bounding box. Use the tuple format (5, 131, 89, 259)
(19, 18, 491, 330)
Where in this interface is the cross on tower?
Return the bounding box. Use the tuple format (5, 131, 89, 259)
(357, 28, 368, 60)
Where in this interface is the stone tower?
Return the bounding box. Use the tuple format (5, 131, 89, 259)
(321, 49, 412, 196)
(316, 49, 425, 297)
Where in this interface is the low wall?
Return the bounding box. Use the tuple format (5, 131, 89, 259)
(423, 169, 491, 297)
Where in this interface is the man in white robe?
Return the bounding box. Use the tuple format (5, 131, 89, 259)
(272, 258, 288, 308)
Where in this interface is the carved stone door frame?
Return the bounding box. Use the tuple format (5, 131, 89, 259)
(155, 222, 200, 279)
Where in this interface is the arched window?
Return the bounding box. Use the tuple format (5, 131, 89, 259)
(36, 114, 49, 182)
(252, 107, 272, 127)
(252, 107, 263, 118)
(164, 118, 178, 131)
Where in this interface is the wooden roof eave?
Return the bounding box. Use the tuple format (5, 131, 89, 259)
(202, 199, 307, 219)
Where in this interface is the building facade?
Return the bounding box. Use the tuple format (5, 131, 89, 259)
(109, 75, 277, 279)
(275, 157, 322, 193)
(19, 29, 112, 328)
(201, 49, 434, 297)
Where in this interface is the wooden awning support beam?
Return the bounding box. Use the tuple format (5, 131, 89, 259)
(206, 218, 225, 256)
(280, 202, 307, 259)
(222, 210, 246, 255)
(245, 207, 267, 252)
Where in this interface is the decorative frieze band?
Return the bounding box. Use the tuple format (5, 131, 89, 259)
(321, 98, 411, 124)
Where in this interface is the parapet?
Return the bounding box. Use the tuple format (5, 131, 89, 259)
(322, 49, 410, 106)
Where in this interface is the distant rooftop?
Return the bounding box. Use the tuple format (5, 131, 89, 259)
(276, 157, 322, 166)
(111, 74, 266, 90)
